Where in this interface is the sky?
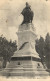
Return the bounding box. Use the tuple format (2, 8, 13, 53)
(0, 0, 50, 41)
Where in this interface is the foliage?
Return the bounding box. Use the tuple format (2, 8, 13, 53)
(0, 35, 17, 68)
(35, 33, 50, 71)
(45, 33, 50, 69)
(35, 36, 45, 64)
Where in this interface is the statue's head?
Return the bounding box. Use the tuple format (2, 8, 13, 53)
(26, 2, 31, 8)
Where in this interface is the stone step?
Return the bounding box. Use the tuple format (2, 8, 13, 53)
(2, 69, 49, 77)
(6, 66, 46, 71)
(2, 67, 49, 74)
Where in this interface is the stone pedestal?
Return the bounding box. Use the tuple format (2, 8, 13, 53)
(13, 23, 40, 58)
(2, 23, 49, 78)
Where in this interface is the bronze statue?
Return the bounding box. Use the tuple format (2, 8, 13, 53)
(21, 2, 34, 25)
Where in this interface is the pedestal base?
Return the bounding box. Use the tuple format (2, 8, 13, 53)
(1, 55, 49, 78)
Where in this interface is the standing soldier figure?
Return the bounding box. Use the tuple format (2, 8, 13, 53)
(21, 2, 34, 25)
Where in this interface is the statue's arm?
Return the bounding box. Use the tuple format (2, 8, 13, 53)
(21, 9, 24, 15)
(31, 11, 34, 22)
(21, 8, 26, 15)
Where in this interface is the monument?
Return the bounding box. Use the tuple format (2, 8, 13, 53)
(2, 2, 49, 78)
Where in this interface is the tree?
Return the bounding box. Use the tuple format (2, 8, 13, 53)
(44, 33, 50, 69)
(35, 36, 45, 64)
(35, 33, 50, 71)
(0, 35, 17, 68)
